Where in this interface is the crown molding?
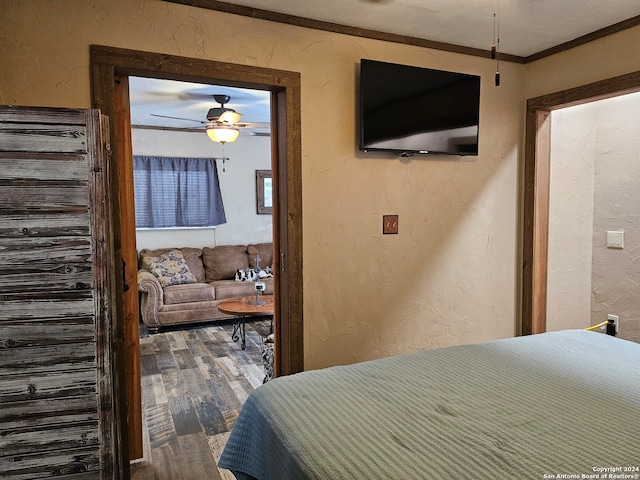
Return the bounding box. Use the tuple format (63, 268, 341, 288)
(163, 0, 525, 64)
(163, 1, 640, 64)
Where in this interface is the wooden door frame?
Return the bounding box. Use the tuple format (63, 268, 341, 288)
(90, 45, 304, 460)
(521, 70, 640, 335)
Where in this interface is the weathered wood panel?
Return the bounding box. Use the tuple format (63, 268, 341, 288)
(0, 397, 97, 423)
(0, 105, 121, 478)
(0, 342, 96, 374)
(0, 369, 97, 403)
(0, 295, 95, 320)
(1, 420, 99, 456)
(0, 268, 93, 293)
(0, 153, 88, 181)
(0, 447, 100, 480)
(3, 409, 99, 431)
(0, 317, 95, 348)
(0, 185, 90, 209)
(0, 212, 91, 237)
(0, 123, 87, 153)
(0, 236, 91, 263)
(0, 107, 86, 125)
(0, 236, 93, 292)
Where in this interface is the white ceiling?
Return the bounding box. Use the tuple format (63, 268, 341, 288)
(131, 1, 640, 130)
(219, 0, 640, 58)
(129, 77, 271, 133)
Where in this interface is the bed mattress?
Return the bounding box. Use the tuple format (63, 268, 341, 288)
(219, 330, 640, 480)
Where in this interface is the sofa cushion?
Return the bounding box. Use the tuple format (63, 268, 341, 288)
(140, 249, 197, 287)
(163, 282, 215, 305)
(212, 279, 259, 299)
(213, 277, 274, 300)
(179, 248, 206, 283)
(248, 243, 274, 269)
(203, 245, 249, 281)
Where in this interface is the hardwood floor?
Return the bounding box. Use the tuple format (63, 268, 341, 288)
(130, 318, 272, 480)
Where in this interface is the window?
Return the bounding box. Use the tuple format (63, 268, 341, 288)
(133, 156, 226, 228)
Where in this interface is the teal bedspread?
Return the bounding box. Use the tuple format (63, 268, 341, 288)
(219, 330, 640, 479)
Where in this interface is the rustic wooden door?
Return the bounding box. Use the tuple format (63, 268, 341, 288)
(0, 106, 126, 479)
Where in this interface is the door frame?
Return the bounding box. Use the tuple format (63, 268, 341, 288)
(90, 45, 304, 459)
(521, 70, 640, 335)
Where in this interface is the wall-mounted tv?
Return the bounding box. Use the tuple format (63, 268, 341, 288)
(359, 59, 481, 156)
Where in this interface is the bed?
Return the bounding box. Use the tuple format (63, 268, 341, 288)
(219, 330, 640, 479)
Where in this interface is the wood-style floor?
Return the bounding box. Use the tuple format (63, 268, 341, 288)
(130, 318, 272, 480)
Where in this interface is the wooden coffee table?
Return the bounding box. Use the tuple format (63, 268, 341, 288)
(218, 295, 274, 350)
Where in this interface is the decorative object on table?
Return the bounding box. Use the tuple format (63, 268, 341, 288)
(250, 281, 266, 306)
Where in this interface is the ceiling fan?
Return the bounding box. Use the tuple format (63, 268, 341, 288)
(150, 94, 256, 143)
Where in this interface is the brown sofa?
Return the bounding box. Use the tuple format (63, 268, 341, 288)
(137, 243, 274, 333)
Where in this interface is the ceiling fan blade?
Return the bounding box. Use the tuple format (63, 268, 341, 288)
(149, 113, 204, 123)
(236, 122, 270, 129)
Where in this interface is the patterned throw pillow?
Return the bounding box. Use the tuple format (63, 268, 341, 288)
(141, 249, 197, 287)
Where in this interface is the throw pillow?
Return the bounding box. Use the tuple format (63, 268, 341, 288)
(141, 249, 197, 287)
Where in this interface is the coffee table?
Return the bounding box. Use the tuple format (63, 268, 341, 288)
(218, 295, 274, 350)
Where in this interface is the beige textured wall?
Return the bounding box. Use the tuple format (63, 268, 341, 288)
(590, 93, 640, 343)
(526, 28, 640, 344)
(547, 104, 596, 332)
(3, 0, 521, 370)
(547, 94, 640, 342)
(524, 27, 640, 99)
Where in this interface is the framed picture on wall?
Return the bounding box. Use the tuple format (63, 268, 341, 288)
(256, 170, 272, 214)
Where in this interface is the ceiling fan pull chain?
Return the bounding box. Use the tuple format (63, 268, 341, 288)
(222, 144, 227, 172)
(495, 0, 501, 86)
(491, 0, 497, 59)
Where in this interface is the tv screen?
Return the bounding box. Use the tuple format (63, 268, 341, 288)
(359, 59, 481, 156)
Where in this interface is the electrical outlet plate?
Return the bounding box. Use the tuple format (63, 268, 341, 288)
(607, 314, 619, 333)
(383, 215, 398, 234)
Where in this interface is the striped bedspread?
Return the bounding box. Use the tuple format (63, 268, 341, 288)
(219, 330, 640, 479)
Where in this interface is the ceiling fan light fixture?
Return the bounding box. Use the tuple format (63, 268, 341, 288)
(206, 124, 240, 143)
(219, 109, 242, 124)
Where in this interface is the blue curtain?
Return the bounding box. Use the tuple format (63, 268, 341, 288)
(133, 156, 226, 228)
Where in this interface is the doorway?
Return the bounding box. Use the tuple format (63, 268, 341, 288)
(90, 45, 303, 460)
(521, 69, 640, 335)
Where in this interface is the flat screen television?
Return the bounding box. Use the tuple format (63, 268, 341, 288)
(359, 59, 481, 156)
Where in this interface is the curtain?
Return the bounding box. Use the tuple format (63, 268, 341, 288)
(133, 156, 226, 228)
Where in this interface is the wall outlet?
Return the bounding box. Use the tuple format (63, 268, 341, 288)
(607, 314, 619, 333)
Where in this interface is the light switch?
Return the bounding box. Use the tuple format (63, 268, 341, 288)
(383, 215, 398, 234)
(606, 230, 624, 249)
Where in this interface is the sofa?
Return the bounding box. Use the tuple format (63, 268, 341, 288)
(137, 243, 274, 333)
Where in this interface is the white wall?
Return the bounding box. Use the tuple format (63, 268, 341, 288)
(131, 128, 272, 250)
(548, 92, 640, 342)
